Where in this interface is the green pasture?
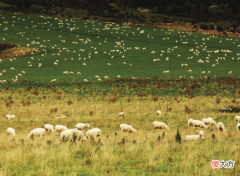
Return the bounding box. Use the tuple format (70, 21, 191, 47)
(0, 13, 240, 84)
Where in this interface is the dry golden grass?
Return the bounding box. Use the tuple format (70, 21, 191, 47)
(0, 88, 239, 175)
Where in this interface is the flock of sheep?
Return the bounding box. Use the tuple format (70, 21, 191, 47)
(5, 111, 240, 143)
(0, 13, 239, 84)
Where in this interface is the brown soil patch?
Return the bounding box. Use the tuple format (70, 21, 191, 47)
(0, 47, 39, 61)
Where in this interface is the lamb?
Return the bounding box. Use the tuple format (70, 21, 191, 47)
(216, 122, 227, 132)
(6, 114, 15, 120)
(85, 128, 101, 142)
(202, 117, 217, 126)
(185, 130, 204, 140)
(7, 127, 16, 138)
(44, 124, 54, 132)
(237, 123, 240, 131)
(188, 119, 208, 129)
(26, 128, 46, 139)
(120, 124, 137, 133)
(156, 110, 161, 115)
(235, 116, 240, 123)
(55, 125, 67, 133)
(153, 121, 169, 130)
(119, 111, 125, 117)
(76, 123, 90, 131)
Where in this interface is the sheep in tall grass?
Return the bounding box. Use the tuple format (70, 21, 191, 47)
(76, 123, 90, 131)
(163, 70, 169, 74)
(63, 71, 69, 74)
(228, 71, 232, 75)
(55, 125, 67, 133)
(84, 79, 89, 82)
(10, 67, 15, 70)
(235, 116, 240, 123)
(50, 79, 57, 82)
(153, 121, 169, 130)
(185, 130, 204, 140)
(7, 127, 16, 139)
(60, 129, 86, 143)
(188, 119, 208, 129)
(119, 111, 125, 117)
(120, 124, 137, 133)
(85, 128, 101, 142)
(26, 128, 46, 139)
(156, 110, 161, 115)
(216, 122, 227, 132)
(44, 124, 54, 132)
(6, 114, 15, 120)
(237, 123, 240, 131)
(202, 117, 217, 126)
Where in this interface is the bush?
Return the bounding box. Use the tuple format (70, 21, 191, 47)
(175, 129, 181, 144)
(220, 105, 240, 113)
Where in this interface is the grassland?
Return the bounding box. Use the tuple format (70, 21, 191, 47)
(0, 12, 240, 175)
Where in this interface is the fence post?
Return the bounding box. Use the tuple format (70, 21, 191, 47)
(72, 106, 74, 118)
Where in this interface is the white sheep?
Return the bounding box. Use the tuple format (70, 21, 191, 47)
(84, 79, 89, 82)
(60, 129, 86, 142)
(120, 124, 137, 133)
(235, 116, 240, 123)
(104, 76, 109, 80)
(216, 122, 227, 132)
(188, 119, 208, 129)
(85, 128, 101, 142)
(156, 110, 161, 115)
(76, 123, 90, 131)
(185, 130, 204, 140)
(55, 125, 67, 133)
(228, 71, 232, 75)
(202, 117, 217, 126)
(50, 79, 57, 82)
(26, 128, 46, 139)
(237, 123, 240, 131)
(153, 121, 169, 130)
(6, 114, 15, 120)
(7, 127, 16, 139)
(44, 124, 54, 132)
(119, 111, 125, 117)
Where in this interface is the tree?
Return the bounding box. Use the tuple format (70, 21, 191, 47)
(16, 0, 24, 8)
(24, 0, 32, 9)
(175, 129, 181, 144)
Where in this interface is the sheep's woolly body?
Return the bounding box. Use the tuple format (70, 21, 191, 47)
(55, 125, 67, 133)
(188, 119, 208, 129)
(216, 122, 227, 132)
(120, 124, 137, 133)
(76, 123, 90, 131)
(153, 121, 169, 130)
(202, 117, 217, 126)
(86, 128, 101, 141)
(26, 128, 46, 139)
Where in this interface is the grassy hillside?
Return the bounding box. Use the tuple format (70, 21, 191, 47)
(0, 13, 240, 85)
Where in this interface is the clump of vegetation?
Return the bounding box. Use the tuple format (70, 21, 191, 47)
(175, 129, 181, 144)
(0, 43, 15, 52)
(220, 105, 240, 113)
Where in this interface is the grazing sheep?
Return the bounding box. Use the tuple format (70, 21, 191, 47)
(26, 128, 46, 139)
(63, 71, 69, 74)
(163, 70, 169, 74)
(120, 124, 137, 133)
(60, 129, 86, 143)
(185, 130, 204, 140)
(6, 114, 15, 120)
(235, 116, 240, 123)
(156, 110, 161, 115)
(44, 124, 54, 132)
(55, 125, 67, 133)
(202, 117, 217, 126)
(50, 79, 57, 82)
(237, 123, 240, 131)
(188, 119, 208, 129)
(76, 123, 90, 131)
(77, 72, 81, 75)
(228, 71, 232, 75)
(153, 121, 169, 130)
(10, 67, 15, 70)
(85, 128, 101, 142)
(104, 76, 109, 80)
(216, 122, 227, 132)
(22, 71, 26, 74)
(119, 111, 125, 117)
(7, 127, 16, 139)
(84, 79, 89, 82)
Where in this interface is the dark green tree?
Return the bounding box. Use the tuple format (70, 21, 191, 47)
(175, 129, 181, 144)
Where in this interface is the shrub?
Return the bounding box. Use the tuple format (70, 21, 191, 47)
(175, 129, 181, 144)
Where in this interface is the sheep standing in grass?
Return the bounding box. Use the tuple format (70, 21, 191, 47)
(85, 128, 101, 142)
(216, 122, 227, 132)
(76, 123, 90, 131)
(188, 119, 208, 129)
(185, 130, 204, 140)
(120, 124, 137, 133)
(156, 110, 161, 115)
(50, 79, 57, 82)
(6, 114, 15, 120)
(235, 116, 240, 123)
(153, 121, 169, 130)
(119, 111, 125, 117)
(60, 129, 86, 143)
(55, 125, 67, 133)
(44, 124, 54, 132)
(7, 127, 16, 140)
(26, 128, 46, 139)
(202, 117, 217, 126)
(237, 123, 240, 131)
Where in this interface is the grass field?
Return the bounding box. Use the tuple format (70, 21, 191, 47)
(0, 12, 240, 175)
